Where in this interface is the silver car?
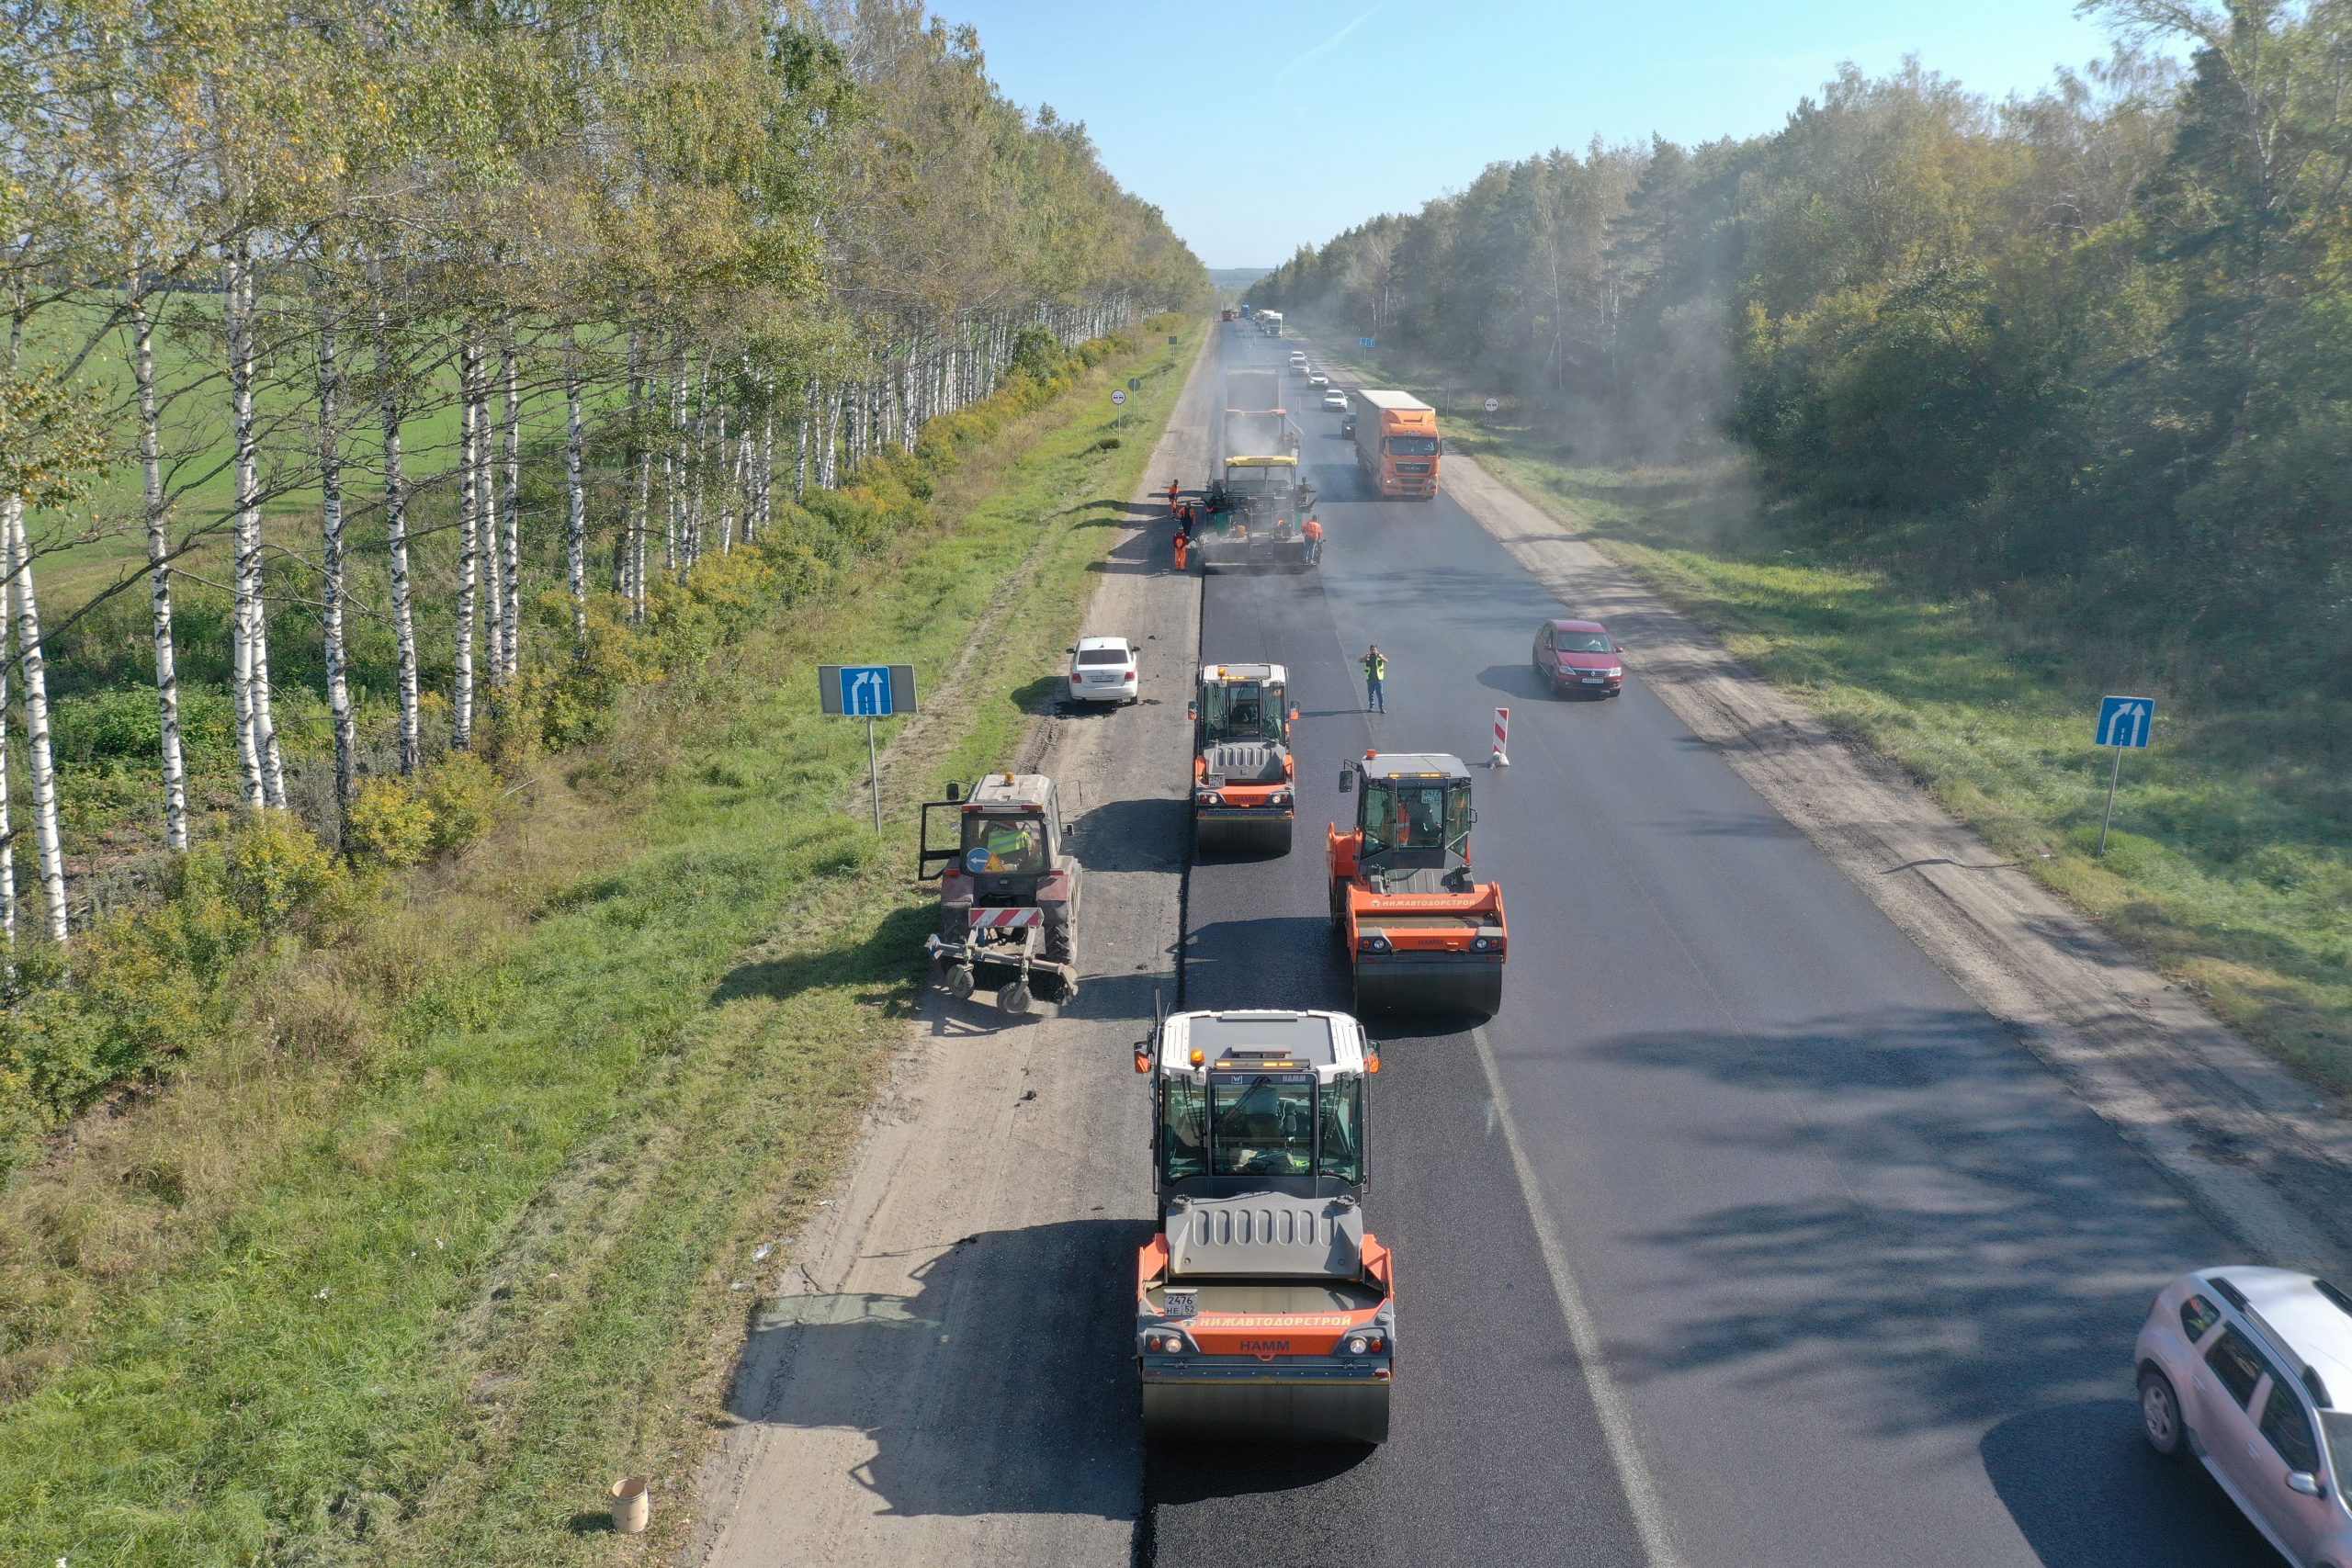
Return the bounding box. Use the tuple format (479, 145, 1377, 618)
(2136, 1266, 2352, 1565)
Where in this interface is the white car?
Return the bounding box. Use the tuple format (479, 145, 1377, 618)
(1306, 369, 1329, 389)
(2136, 1266, 2352, 1566)
(1066, 636, 1138, 706)
(1320, 389, 1347, 411)
(1287, 352, 1307, 369)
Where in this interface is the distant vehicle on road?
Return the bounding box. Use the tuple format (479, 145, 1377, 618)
(1287, 349, 1308, 369)
(1220, 308, 1238, 322)
(2135, 1266, 2352, 1568)
(1340, 412, 1357, 438)
(1067, 636, 1138, 706)
(1306, 369, 1329, 388)
(1532, 618, 1623, 697)
(1320, 389, 1348, 412)
(1349, 389, 1442, 500)
(1258, 310, 1284, 335)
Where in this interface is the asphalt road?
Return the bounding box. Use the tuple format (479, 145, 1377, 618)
(1146, 324, 2280, 1567)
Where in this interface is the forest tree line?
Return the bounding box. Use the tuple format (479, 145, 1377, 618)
(1246, 0, 2350, 693)
(1, 0, 1206, 953)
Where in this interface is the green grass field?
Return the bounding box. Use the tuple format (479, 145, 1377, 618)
(0, 319, 1199, 1565)
(22, 294, 612, 606)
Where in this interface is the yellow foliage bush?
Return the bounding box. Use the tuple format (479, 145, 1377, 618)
(345, 777, 435, 867)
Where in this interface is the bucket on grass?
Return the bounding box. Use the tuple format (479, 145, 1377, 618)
(611, 1475, 650, 1534)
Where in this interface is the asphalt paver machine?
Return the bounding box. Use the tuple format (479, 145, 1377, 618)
(1134, 1007, 1395, 1445)
(1191, 662, 1302, 855)
(918, 773, 1081, 1013)
(1328, 751, 1507, 1017)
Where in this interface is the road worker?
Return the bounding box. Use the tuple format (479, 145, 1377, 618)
(1166, 479, 1181, 513)
(1173, 529, 1190, 572)
(1361, 645, 1386, 713)
(1303, 515, 1324, 563)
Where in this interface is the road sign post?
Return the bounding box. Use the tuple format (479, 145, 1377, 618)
(1491, 707, 1510, 768)
(1483, 396, 1500, 414)
(2093, 694, 2154, 856)
(819, 664, 920, 832)
(1358, 336, 1376, 348)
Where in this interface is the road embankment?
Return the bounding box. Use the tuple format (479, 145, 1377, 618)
(0, 320, 1205, 1568)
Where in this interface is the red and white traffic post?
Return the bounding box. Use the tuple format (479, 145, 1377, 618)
(1491, 707, 1510, 768)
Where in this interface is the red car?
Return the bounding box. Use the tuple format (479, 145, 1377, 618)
(1532, 618, 1623, 697)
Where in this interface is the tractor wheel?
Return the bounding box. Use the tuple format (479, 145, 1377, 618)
(1046, 916, 1078, 972)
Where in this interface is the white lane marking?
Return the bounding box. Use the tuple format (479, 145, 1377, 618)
(1472, 1025, 1689, 1568)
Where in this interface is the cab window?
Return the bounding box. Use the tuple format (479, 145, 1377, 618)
(960, 814, 1045, 874)
(2178, 1293, 2222, 1343)
(1161, 1079, 1206, 1182)
(1361, 779, 1397, 854)
(1444, 783, 1474, 857)
(1318, 1076, 1364, 1184)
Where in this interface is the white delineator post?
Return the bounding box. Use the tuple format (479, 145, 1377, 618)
(1492, 707, 1510, 768)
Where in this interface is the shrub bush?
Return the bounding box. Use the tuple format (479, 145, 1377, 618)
(345, 778, 436, 867)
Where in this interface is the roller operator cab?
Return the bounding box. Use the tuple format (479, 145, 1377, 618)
(1329, 752, 1507, 1017)
(1135, 1008, 1395, 1446)
(917, 773, 1082, 1014)
(1191, 663, 1303, 855)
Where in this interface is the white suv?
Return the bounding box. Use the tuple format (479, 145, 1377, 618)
(2136, 1266, 2352, 1566)
(1066, 636, 1138, 706)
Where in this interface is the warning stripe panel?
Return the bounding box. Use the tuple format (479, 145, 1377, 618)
(970, 908, 1045, 929)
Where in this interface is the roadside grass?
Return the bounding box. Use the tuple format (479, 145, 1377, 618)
(1427, 406, 2352, 1095)
(0, 319, 1199, 1566)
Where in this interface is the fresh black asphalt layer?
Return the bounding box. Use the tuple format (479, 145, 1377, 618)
(1141, 327, 2279, 1567)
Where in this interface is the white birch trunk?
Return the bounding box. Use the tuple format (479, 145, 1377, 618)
(130, 281, 189, 852)
(225, 253, 266, 808)
(0, 547, 15, 949)
(6, 496, 67, 945)
(480, 349, 505, 685)
(318, 310, 356, 816)
(498, 323, 522, 682)
(564, 327, 587, 654)
(376, 303, 422, 774)
(452, 340, 481, 750)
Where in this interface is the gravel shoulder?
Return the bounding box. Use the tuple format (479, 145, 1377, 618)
(684, 334, 1213, 1567)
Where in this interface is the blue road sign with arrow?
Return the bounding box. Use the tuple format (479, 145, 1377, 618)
(2097, 694, 2154, 749)
(1359, 337, 1376, 348)
(841, 665, 893, 716)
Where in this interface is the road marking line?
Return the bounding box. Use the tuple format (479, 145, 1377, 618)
(1473, 1026, 1689, 1568)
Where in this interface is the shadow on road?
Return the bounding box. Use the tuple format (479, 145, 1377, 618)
(722, 1218, 1150, 1519)
(1981, 1400, 2278, 1565)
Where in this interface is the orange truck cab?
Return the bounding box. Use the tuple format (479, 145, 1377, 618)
(1348, 390, 1442, 500)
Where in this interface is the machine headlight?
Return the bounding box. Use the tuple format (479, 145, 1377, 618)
(1472, 935, 1492, 952)
(1198, 791, 1222, 807)
(1144, 1330, 1190, 1355)
(1359, 934, 1391, 953)
(1346, 1334, 1368, 1355)
(1271, 791, 1292, 807)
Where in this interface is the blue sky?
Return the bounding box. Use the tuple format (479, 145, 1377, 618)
(926, 0, 2132, 269)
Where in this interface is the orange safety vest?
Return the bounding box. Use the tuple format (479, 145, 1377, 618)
(1173, 533, 1189, 569)
(1304, 517, 1323, 540)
